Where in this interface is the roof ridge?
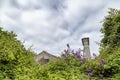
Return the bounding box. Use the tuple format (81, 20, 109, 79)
(38, 50, 57, 58)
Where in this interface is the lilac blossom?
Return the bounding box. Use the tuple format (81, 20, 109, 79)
(93, 53, 97, 59)
(71, 50, 75, 55)
(93, 53, 96, 56)
(80, 54, 83, 57)
(75, 51, 81, 58)
(88, 72, 93, 77)
(67, 43, 70, 48)
(75, 50, 80, 56)
(100, 59, 105, 67)
(64, 49, 68, 53)
(77, 54, 80, 58)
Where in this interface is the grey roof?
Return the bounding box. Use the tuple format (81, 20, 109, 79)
(38, 50, 58, 58)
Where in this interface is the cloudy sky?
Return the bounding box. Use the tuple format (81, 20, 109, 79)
(0, 0, 120, 56)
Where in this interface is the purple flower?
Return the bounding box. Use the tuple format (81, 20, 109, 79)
(78, 48, 81, 53)
(88, 72, 93, 77)
(80, 54, 83, 56)
(75, 51, 80, 58)
(72, 50, 75, 55)
(75, 51, 80, 56)
(100, 59, 105, 67)
(64, 49, 68, 53)
(93, 53, 97, 57)
(67, 43, 70, 48)
(77, 55, 81, 58)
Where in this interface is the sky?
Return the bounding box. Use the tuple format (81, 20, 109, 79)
(0, 0, 120, 56)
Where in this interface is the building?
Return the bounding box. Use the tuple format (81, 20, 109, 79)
(82, 37, 91, 58)
(35, 51, 58, 65)
(35, 37, 91, 65)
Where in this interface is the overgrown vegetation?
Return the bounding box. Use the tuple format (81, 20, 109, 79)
(0, 8, 120, 80)
(0, 27, 41, 80)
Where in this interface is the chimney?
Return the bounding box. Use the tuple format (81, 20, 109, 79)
(82, 37, 91, 58)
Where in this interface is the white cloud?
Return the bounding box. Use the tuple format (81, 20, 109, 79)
(21, 10, 51, 24)
(16, 0, 30, 7)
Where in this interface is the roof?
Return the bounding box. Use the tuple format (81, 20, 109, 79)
(38, 50, 58, 58)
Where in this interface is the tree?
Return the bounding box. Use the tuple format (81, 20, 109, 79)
(0, 27, 41, 79)
(100, 8, 120, 52)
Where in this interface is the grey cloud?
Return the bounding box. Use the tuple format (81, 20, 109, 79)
(1, 0, 120, 56)
(12, 0, 41, 10)
(40, 0, 66, 11)
(0, 0, 4, 7)
(5, 0, 66, 12)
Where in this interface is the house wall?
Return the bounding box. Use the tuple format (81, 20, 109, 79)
(34, 51, 57, 64)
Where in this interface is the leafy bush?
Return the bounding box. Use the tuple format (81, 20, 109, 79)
(0, 27, 41, 80)
(100, 8, 120, 53)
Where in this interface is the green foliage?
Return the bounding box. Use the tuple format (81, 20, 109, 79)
(100, 8, 120, 52)
(98, 8, 120, 79)
(0, 27, 41, 80)
(38, 56, 87, 80)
